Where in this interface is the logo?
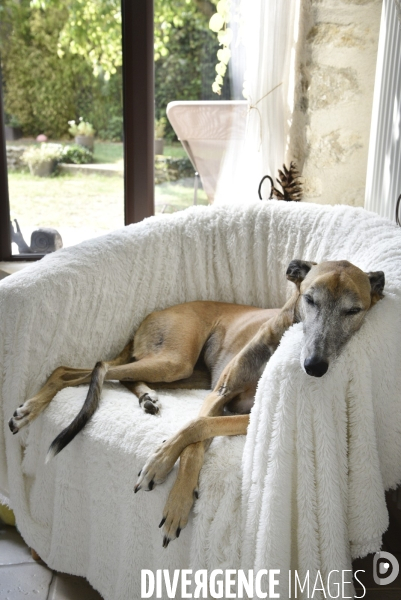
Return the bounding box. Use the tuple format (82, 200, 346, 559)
(373, 551, 399, 586)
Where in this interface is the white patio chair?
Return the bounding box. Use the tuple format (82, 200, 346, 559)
(166, 100, 248, 203)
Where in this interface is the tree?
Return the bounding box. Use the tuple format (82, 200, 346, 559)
(0, 0, 228, 138)
(25, 0, 218, 78)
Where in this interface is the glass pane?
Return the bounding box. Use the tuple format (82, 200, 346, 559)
(154, 0, 240, 215)
(1, 0, 124, 255)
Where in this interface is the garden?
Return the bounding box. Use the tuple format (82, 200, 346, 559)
(0, 0, 231, 249)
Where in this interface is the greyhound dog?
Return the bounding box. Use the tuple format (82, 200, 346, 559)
(8, 259, 384, 547)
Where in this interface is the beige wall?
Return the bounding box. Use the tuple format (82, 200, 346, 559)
(290, 0, 382, 206)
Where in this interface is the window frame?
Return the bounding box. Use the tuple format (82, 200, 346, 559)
(0, 0, 154, 262)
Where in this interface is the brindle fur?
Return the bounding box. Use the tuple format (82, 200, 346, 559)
(8, 260, 385, 547)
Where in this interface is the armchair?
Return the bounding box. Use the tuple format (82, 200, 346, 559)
(1, 200, 400, 599)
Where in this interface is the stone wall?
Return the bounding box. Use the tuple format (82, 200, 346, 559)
(291, 0, 382, 206)
(6, 146, 27, 171)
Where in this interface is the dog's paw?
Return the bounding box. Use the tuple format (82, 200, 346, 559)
(139, 392, 161, 415)
(134, 440, 177, 493)
(159, 482, 198, 547)
(8, 404, 31, 434)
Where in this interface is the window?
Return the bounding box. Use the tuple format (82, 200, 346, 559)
(153, 0, 236, 214)
(0, 0, 154, 261)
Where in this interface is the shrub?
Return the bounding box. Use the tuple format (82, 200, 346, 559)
(60, 144, 93, 164)
(0, 1, 122, 139)
(96, 114, 123, 142)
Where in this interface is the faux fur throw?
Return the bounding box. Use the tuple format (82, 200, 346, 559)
(0, 201, 400, 600)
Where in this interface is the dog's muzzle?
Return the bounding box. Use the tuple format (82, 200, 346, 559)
(304, 356, 329, 377)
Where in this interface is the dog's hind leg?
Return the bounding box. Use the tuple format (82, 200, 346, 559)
(8, 367, 93, 434)
(8, 343, 133, 435)
(31, 306, 212, 459)
(45, 352, 200, 461)
(122, 382, 161, 415)
(121, 367, 212, 415)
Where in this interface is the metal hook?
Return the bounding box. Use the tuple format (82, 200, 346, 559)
(396, 193, 401, 226)
(258, 175, 274, 200)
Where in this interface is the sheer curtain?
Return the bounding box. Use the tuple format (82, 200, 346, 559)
(364, 0, 401, 221)
(214, 0, 300, 205)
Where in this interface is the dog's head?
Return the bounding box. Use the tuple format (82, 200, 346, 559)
(286, 259, 385, 377)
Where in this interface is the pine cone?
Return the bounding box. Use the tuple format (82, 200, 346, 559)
(273, 162, 302, 201)
(258, 162, 303, 201)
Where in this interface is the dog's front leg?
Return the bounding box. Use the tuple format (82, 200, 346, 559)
(216, 328, 275, 400)
(154, 338, 272, 544)
(157, 414, 250, 546)
(135, 414, 248, 492)
(136, 334, 272, 545)
(136, 302, 299, 545)
(159, 440, 205, 546)
(135, 388, 225, 546)
(138, 386, 249, 547)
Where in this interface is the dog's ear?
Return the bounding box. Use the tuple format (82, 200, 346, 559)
(367, 270, 385, 305)
(286, 260, 317, 286)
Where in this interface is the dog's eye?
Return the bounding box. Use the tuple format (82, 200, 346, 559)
(346, 307, 362, 315)
(304, 295, 315, 306)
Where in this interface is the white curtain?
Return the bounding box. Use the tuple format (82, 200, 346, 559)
(364, 0, 401, 221)
(214, 0, 300, 204)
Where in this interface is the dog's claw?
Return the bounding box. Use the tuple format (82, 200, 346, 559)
(8, 418, 18, 434)
(176, 527, 181, 538)
(134, 484, 141, 494)
(159, 517, 166, 528)
(162, 536, 170, 548)
(194, 489, 199, 499)
(135, 440, 176, 494)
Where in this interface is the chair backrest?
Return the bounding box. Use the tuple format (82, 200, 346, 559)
(166, 101, 248, 202)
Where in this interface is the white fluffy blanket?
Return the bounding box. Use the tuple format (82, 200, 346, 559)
(1, 201, 401, 599)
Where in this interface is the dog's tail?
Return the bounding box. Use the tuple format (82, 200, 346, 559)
(45, 361, 107, 463)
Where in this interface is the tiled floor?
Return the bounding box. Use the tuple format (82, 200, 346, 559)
(0, 523, 103, 600)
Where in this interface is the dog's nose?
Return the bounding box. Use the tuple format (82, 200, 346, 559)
(304, 357, 329, 377)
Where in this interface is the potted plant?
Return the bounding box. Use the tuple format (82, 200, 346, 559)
(68, 118, 95, 151)
(22, 143, 63, 177)
(5, 115, 23, 141)
(155, 117, 166, 155)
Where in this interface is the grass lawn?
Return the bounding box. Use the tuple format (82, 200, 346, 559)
(93, 141, 123, 163)
(9, 171, 124, 230)
(7, 138, 206, 250)
(93, 141, 186, 163)
(7, 139, 187, 163)
(156, 178, 208, 212)
(8, 170, 208, 249)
